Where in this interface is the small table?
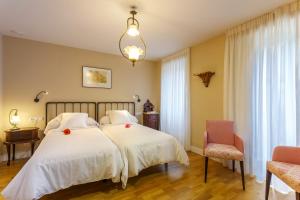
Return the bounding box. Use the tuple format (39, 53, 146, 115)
(143, 112, 160, 130)
(4, 127, 40, 166)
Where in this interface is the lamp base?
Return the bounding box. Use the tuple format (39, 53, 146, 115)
(10, 127, 20, 131)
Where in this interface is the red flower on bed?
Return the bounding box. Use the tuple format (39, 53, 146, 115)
(63, 128, 71, 135)
(125, 123, 131, 128)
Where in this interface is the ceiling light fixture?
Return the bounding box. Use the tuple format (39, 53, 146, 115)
(119, 7, 146, 67)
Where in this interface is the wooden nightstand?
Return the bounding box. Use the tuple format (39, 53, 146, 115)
(143, 112, 160, 130)
(4, 127, 40, 166)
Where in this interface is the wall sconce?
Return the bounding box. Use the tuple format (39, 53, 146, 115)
(9, 109, 20, 130)
(133, 94, 141, 103)
(34, 90, 48, 103)
(193, 71, 215, 87)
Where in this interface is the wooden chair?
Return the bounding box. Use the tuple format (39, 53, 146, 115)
(203, 120, 245, 190)
(266, 146, 300, 200)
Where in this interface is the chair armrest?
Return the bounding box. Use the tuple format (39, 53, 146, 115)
(272, 146, 300, 165)
(234, 134, 244, 154)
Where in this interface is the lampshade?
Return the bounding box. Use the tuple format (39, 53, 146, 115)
(11, 115, 20, 124)
(119, 8, 146, 66)
(124, 46, 144, 61)
(127, 24, 140, 36)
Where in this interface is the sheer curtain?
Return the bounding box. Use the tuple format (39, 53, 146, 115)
(160, 49, 191, 150)
(224, 2, 300, 193)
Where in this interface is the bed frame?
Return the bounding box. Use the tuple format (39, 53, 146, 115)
(45, 102, 97, 125)
(97, 102, 135, 122)
(45, 101, 135, 125)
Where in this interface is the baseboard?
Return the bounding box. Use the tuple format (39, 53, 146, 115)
(190, 146, 203, 156)
(0, 151, 31, 162)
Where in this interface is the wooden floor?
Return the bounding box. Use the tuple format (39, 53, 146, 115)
(0, 152, 295, 200)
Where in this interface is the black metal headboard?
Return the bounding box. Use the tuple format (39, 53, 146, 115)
(97, 102, 135, 122)
(45, 102, 97, 125)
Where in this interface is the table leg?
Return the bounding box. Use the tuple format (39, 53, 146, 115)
(6, 144, 10, 166)
(12, 144, 15, 160)
(31, 142, 35, 156)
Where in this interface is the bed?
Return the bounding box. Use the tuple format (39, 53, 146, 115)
(2, 102, 124, 200)
(97, 102, 189, 187)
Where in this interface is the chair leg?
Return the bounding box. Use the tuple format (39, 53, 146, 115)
(296, 192, 300, 200)
(265, 170, 272, 200)
(232, 160, 235, 172)
(204, 156, 208, 183)
(240, 161, 245, 191)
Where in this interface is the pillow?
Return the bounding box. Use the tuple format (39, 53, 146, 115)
(100, 116, 110, 125)
(107, 110, 131, 124)
(128, 114, 138, 124)
(44, 114, 63, 134)
(87, 117, 100, 127)
(58, 113, 88, 130)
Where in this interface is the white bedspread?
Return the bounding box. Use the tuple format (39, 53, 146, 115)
(2, 128, 124, 200)
(101, 124, 189, 187)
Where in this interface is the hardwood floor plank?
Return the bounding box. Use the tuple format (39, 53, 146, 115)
(0, 152, 295, 200)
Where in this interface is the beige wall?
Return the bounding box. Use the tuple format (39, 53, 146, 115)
(2, 36, 160, 130)
(0, 35, 3, 131)
(1, 34, 224, 157)
(190, 35, 225, 149)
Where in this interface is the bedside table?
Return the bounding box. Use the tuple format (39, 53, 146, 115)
(4, 127, 40, 166)
(143, 112, 160, 130)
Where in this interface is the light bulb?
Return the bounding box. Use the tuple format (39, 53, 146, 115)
(127, 24, 140, 36)
(124, 46, 144, 61)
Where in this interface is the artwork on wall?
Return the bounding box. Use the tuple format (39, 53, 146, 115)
(193, 71, 215, 87)
(82, 66, 112, 88)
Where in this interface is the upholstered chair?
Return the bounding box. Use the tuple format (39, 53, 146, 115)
(203, 120, 245, 190)
(266, 146, 300, 200)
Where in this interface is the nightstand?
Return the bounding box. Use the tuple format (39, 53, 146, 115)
(4, 127, 40, 166)
(143, 112, 160, 130)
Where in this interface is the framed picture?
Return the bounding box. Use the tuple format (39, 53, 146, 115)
(82, 66, 112, 89)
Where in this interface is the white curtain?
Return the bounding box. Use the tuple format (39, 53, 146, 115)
(224, 2, 300, 193)
(160, 49, 191, 150)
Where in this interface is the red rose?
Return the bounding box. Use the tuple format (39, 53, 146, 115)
(125, 123, 131, 128)
(63, 128, 71, 135)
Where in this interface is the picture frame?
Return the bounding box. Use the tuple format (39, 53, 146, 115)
(82, 66, 112, 89)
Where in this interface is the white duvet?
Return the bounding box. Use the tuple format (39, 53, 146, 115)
(2, 128, 124, 200)
(101, 124, 189, 187)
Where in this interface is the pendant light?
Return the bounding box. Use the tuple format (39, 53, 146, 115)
(119, 7, 146, 66)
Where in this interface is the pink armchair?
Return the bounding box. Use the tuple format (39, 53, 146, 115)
(203, 120, 245, 190)
(266, 146, 300, 200)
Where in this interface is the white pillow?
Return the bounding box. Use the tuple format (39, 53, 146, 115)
(87, 117, 100, 127)
(44, 114, 62, 134)
(58, 113, 88, 130)
(128, 114, 138, 124)
(107, 110, 131, 124)
(107, 110, 138, 124)
(100, 116, 110, 125)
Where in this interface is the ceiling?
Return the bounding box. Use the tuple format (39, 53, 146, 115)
(0, 0, 293, 60)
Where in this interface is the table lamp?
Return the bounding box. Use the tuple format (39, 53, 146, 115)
(9, 109, 20, 130)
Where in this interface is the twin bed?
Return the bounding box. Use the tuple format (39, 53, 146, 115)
(2, 102, 189, 200)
